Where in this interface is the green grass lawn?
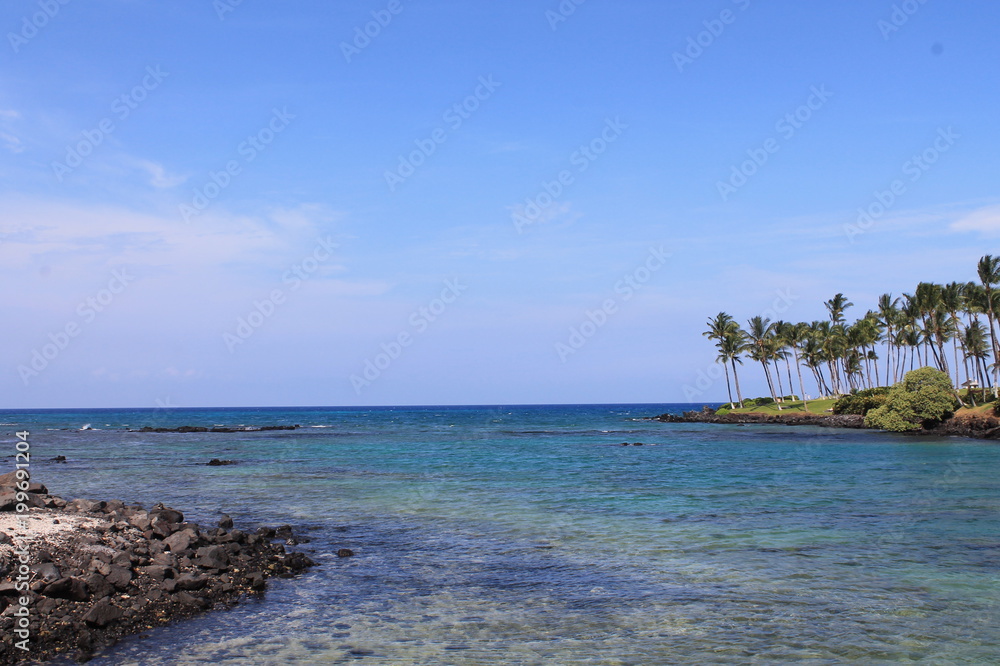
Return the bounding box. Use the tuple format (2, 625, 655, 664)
(956, 403, 996, 416)
(717, 390, 995, 418)
(721, 398, 838, 415)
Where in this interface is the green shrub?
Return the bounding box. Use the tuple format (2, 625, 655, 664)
(833, 387, 891, 415)
(864, 367, 957, 432)
(966, 388, 990, 404)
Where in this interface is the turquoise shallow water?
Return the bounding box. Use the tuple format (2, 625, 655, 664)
(3, 404, 999, 664)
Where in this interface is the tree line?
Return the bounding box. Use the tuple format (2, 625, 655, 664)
(704, 255, 1000, 409)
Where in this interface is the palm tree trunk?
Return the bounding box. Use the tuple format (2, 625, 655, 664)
(792, 347, 809, 411)
(885, 330, 893, 386)
(810, 366, 823, 397)
(863, 347, 873, 389)
(761, 361, 778, 405)
(723, 362, 734, 409)
(986, 291, 1000, 397)
(785, 357, 795, 401)
(817, 367, 829, 397)
(731, 359, 744, 408)
(953, 337, 961, 387)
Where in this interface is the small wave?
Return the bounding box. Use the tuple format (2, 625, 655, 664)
(499, 429, 652, 437)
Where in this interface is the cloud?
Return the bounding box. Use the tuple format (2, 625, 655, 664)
(0, 109, 24, 153)
(0, 197, 343, 281)
(269, 203, 342, 234)
(949, 204, 1000, 235)
(130, 158, 186, 189)
(1, 131, 24, 153)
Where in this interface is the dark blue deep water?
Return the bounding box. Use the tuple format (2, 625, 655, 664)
(2, 404, 999, 664)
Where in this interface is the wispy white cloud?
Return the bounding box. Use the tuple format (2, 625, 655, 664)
(949, 204, 1000, 236)
(129, 158, 186, 189)
(0, 109, 24, 153)
(0, 197, 344, 281)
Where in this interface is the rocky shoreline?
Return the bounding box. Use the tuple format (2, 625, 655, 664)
(0, 473, 319, 664)
(652, 409, 1000, 440)
(653, 410, 866, 429)
(127, 425, 300, 433)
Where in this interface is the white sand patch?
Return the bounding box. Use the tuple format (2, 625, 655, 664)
(0, 509, 111, 559)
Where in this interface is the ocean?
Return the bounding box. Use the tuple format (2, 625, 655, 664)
(3, 404, 999, 664)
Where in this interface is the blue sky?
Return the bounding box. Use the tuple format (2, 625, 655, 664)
(1, 0, 998, 408)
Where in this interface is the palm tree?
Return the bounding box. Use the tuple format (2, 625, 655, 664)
(825, 293, 853, 325)
(961, 282, 987, 386)
(784, 322, 812, 410)
(802, 335, 830, 397)
(810, 320, 843, 395)
(978, 255, 1000, 397)
(827, 323, 850, 395)
(877, 293, 900, 385)
(900, 294, 924, 369)
(925, 306, 953, 378)
(941, 282, 967, 387)
(719, 330, 747, 408)
(963, 319, 992, 392)
(914, 282, 947, 371)
(776, 321, 814, 406)
(851, 314, 882, 388)
(746, 316, 781, 408)
(766, 333, 789, 400)
(704, 312, 742, 408)
(845, 323, 867, 390)
(899, 327, 921, 372)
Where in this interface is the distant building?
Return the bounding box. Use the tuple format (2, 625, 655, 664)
(961, 379, 980, 389)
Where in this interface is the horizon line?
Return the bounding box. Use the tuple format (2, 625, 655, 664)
(0, 401, 725, 412)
